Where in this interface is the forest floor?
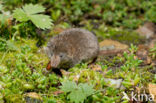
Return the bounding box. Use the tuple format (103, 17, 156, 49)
(1, 20, 156, 103)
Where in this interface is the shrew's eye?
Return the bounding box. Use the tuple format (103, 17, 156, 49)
(59, 53, 64, 58)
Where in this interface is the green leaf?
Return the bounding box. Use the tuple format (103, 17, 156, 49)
(6, 40, 18, 50)
(0, 37, 6, 42)
(30, 14, 52, 29)
(12, 4, 52, 29)
(13, 8, 28, 22)
(0, 14, 10, 25)
(60, 80, 77, 92)
(23, 4, 45, 15)
(122, 81, 132, 88)
(134, 74, 140, 85)
(51, 10, 61, 21)
(79, 83, 95, 96)
(68, 89, 86, 103)
(0, 38, 18, 51)
(60, 81, 95, 103)
(0, 4, 3, 11)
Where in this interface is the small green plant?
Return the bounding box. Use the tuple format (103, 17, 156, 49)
(154, 74, 156, 83)
(0, 38, 18, 64)
(129, 44, 138, 53)
(0, 38, 17, 51)
(13, 4, 52, 29)
(0, 3, 13, 38)
(121, 52, 142, 71)
(122, 74, 141, 88)
(0, 42, 59, 102)
(60, 80, 95, 103)
(145, 6, 156, 22)
(51, 10, 61, 22)
(150, 45, 156, 59)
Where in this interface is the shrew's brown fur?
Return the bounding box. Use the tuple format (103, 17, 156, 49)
(45, 28, 99, 71)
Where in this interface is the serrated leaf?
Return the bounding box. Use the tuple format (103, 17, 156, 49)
(60, 81, 95, 103)
(0, 38, 18, 51)
(30, 14, 52, 29)
(60, 80, 77, 92)
(12, 4, 52, 29)
(79, 83, 95, 96)
(13, 8, 28, 22)
(67, 89, 86, 103)
(23, 4, 45, 15)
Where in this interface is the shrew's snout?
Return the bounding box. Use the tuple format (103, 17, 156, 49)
(50, 55, 60, 68)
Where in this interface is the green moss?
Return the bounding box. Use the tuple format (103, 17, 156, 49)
(94, 25, 145, 45)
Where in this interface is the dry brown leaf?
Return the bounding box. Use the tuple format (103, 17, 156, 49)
(136, 45, 152, 65)
(73, 74, 80, 82)
(149, 39, 156, 49)
(99, 49, 126, 56)
(89, 64, 102, 71)
(138, 44, 149, 50)
(53, 90, 64, 96)
(60, 69, 71, 76)
(7, 17, 12, 26)
(53, 27, 65, 34)
(93, 4, 100, 8)
(151, 61, 156, 66)
(136, 22, 156, 39)
(99, 39, 128, 56)
(146, 57, 152, 64)
(148, 83, 156, 102)
(100, 39, 129, 50)
(25, 92, 42, 100)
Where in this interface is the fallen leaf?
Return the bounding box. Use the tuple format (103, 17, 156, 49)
(93, 4, 100, 9)
(53, 27, 65, 34)
(148, 83, 156, 102)
(100, 39, 129, 50)
(73, 74, 80, 82)
(149, 39, 156, 49)
(25, 92, 42, 100)
(53, 90, 64, 96)
(7, 17, 12, 26)
(151, 61, 156, 67)
(99, 39, 128, 56)
(146, 57, 152, 64)
(136, 22, 156, 39)
(136, 45, 151, 65)
(25, 92, 43, 103)
(138, 44, 149, 50)
(99, 49, 126, 56)
(60, 69, 71, 76)
(89, 64, 102, 71)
